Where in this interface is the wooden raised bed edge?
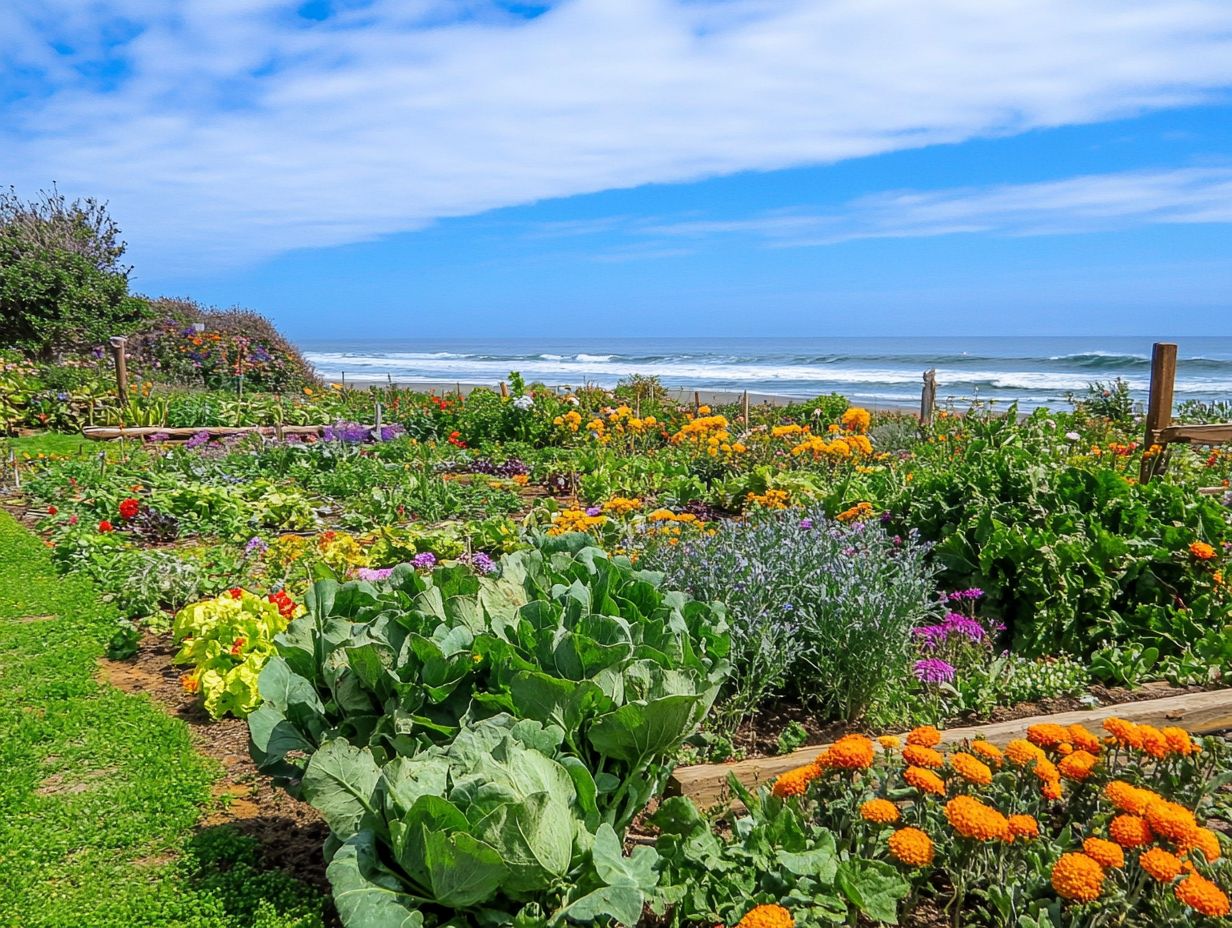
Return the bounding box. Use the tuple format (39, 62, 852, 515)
(81, 425, 333, 441)
(668, 688, 1232, 807)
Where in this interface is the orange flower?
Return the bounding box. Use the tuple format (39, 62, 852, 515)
(1006, 739, 1046, 767)
(904, 765, 946, 797)
(1041, 779, 1065, 801)
(1146, 800, 1200, 847)
(949, 753, 993, 786)
(860, 799, 901, 825)
(736, 904, 795, 928)
(1189, 540, 1217, 560)
(1008, 814, 1039, 840)
(1083, 838, 1125, 870)
(969, 740, 1004, 766)
(906, 725, 942, 747)
(1103, 717, 1143, 749)
(1141, 847, 1183, 883)
(902, 744, 945, 769)
(1067, 724, 1102, 754)
(1161, 726, 1196, 756)
(1175, 874, 1230, 917)
(1137, 725, 1171, 760)
(772, 764, 818, 799)
(888, 827, 934, 868)
(1058, 750, 1098, 782)
(1181, 827, 1222, 862)
(1109, 814, 1153, 848)
(1105, 781, 1156, 816)
(1026, 723, 1070, 749)
(1051, 853, 1105, 903)
(822, 734, 875, 770)
(179, 672, 200, 694)
(945, 796, 1010, 841)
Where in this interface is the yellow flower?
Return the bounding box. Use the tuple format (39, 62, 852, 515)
(840, 407, 871, 433)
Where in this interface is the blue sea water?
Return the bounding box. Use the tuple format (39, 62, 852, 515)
(300, 336, 1232, 411)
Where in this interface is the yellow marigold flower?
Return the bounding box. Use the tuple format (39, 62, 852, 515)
(1105, 781, 1156, 816)
(1058, 750, 1099, 782)
(841, 407, 871, 433)
(945, 796, 1010, 841)
(735, 903, 794, 928)
(906, 725, 942, 747)
(904, 765, 946, 797)
(1008, 814, 1039, 840)
(836, 501, 875, 523)
(1141, 847, 1183, 883)
(1083, 837, 1125, 870)
(1005, 739, 1045, 767)
(1103, 717, 1143, 749)
(969, 740, 1004, 766)
(1067, 724, 1103, 754)
(1162, 726, 1196, 757)
(860, 798, 901, 825)
(1051, 853, 1105, 902)
(877, 735, 901, 751)
(888, 827, 934, 868)
(1109, 814, 1153, 848)
(1146, 800, 1200, 847)
(1175, 873, 1231, 917)
(1137, 724, 1171, 760)
(949, 753, 993, 787)
(771, 764, 817, 799)
(822, 734, 876, 770)
(902, 744, 945, 769)
(1189, 541, 1217, 561)
(1026, 723, 1070, 749)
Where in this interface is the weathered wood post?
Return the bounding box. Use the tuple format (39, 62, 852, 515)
(1140, 342, 1178, 484)
(109, 336, 130, 405)
(693, 391, 701, 415)
(920, 369, 937, 426)
(373, 401, 384, 442)
(499, 382, 509, 399)
(742, 390, 750, 425)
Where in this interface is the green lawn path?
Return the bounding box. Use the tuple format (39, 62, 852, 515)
(0, 510, 327, 928)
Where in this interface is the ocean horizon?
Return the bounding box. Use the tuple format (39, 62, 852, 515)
(299, 336, 1232, 411)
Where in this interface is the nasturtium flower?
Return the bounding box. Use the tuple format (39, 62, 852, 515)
(1050, 853, 1105, 902)
(1175, 873, 1230, 917)
(888, 827, 934, 868)
(735, 904, 794, 928)
(1140, 848, 1183, 883)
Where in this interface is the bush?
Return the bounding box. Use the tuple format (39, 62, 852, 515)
(640, 506, 939, 726)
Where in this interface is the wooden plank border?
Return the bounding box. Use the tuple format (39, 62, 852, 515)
(668, 688, 1232, 807)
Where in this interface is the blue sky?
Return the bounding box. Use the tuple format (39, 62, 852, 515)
(2, 0, 1231, 338)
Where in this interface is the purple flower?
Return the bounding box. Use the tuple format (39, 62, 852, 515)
(585, 506, 602, 517)
(946, 588, 985, 602)
(145, 431, 171, 443)
(410, 552, 437, 570)
(356, 567, 394, 581)
(798, 518, 813, 529)
(244, 536, 268, 555)
(185, 430, 211, 449)
(941, 611, 986, 641)
(912, 624, 948, 649)
(913, 658, 956, 684)
(461, 552, 497, 574)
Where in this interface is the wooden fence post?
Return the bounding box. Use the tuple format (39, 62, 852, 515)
(1140, 342, 1178, 483)
(499, 382, 509, 399)
(920, 369, 937, 426)
(109, 336, 130, 405)
(741, 390, 750, 425)
(693, 391, 701, 415)
(373, 401, 383, 442)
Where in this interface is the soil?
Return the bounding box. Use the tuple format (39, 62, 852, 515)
(96, 634, 334, 912)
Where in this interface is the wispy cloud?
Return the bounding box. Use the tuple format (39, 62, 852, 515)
(3, 1, 1232, 270)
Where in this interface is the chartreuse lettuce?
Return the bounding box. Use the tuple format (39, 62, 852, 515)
(248, 534, 729, 927)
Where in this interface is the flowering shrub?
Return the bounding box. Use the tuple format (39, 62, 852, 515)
(758, 718, 1232, 925)
(172, 587, 303, 718)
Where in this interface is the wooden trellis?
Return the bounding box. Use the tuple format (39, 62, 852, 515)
(1140, 342, 1232, 483)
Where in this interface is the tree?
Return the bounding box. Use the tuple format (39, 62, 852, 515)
(0, 186, 150, 360)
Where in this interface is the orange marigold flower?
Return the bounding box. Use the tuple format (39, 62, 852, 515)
(1006, 739, 1046, 767)
(1041, 778, 1065, 801)
(824, 734, 876, 770)
(877, 735, 901, 751)
(1051, 853, 1105, 903)
(1141, 848, 1183, 883)
(945, 796, 1011, 841)
(969, 740, 1004, 766)
(1103, 717, 1143, 749)
(903, 744, 945, 769)
(771, 764, 817, 799)
(860, 798, 901, 825)
(1189, 540, 1217, 561)
(1181, 827, 1222, 862)
(1058, 750, 1098, 782)
(1083, 837, 1125, 870)
(736, 904, 795, 928)
(1027, 723, 1070, 749)
(1105, 781, 1155, 816)
(906, 725, 942, 747)
(1109, 814, 1153, 848)
(888, 827, 934, 868)
(1008, 814, 1039, 840)
(1162, 726, 1196, 756)
(950, 752, 993, 786)
(1146, 800, 1200, 847)
(1067, 724, 1103, 754)
(904, 765, 946, 797)
(1176, 873, 1231, 917)
(1137, 725, 1171, 760)
(1031, 757, 1060, 782)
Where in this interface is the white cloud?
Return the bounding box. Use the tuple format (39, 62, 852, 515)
(642, 166, 1232, 245)
(3, 0, 1232, 271)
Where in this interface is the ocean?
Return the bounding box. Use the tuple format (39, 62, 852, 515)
(300, 336, 1232, 411)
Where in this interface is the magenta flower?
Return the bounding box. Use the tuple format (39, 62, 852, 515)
(913, 658, 956, 684)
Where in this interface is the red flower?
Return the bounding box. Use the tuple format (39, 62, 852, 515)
(98, 520, 113, 533)
(228, 587, 244, 599)
(448, 430, 467, 448)
(47, 506, 58, 516)
(229, 637, 246, 656)
(118, 497, 140, 520)
(68, 515, 78, 526)
(267, 590, 296, 618)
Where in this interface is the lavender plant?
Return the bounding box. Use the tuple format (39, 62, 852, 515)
(641, 505, 939, 726)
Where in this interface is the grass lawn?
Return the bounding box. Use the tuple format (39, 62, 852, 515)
(0, 432, 97, 459)
(0, 510, 326, 928)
